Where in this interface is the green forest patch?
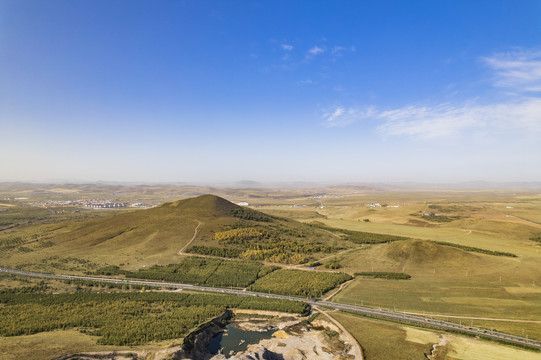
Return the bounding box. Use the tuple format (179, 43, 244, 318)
(123, 257, 278, 288)
(0, 291, 309, 346)
(249, 269, 352, 298)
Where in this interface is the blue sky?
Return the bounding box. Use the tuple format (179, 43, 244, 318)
(1, 0, 540, 184)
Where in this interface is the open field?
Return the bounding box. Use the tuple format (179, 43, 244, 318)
(288, 191, 541, 342)
(0, 330, 128, 360)
(329, 312, 434, 359)
(330, 311, 541, 360)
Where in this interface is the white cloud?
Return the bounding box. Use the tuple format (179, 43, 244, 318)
(374, 99, 541, 139)
(371, 50, 541, 138)
(483, 49, 541, 92)
(281, 44, 293, 51)
(321, 99, 541, 138)
(322, 106, 376, 127)
(308, 46, 324, 56)
(331, 46, 345, 55)
(321, 48, 541, 140)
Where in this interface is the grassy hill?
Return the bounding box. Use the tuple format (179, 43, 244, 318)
(39, 195, 243, 264)
(0, 194, 349, 271)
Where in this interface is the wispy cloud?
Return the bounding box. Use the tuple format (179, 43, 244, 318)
(331, 46, 345, 55)
(322, 106, 376, 127)
(308, 46, 324, 56)
(322, 48, 541, 139)
(483, 49, 541, 92)
(281, 44, 293, 51)
(322, 99, 541, 137)
(376, 100, 540, 138)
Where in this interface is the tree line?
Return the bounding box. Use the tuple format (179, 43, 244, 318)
(0, 290, 309, 346)
(308, 223, 408, 244)
(430, 240, 517, 257)
(354, 272, 411, 280)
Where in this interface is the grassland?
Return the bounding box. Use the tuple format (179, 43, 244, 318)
(329, 312, 433, 359)
(0, 330, 126, 360)
(330, 311, 541, 360)
(330, 238, 541, 339)
(289, 192, 541, 342)
(2, 184, 541, 357)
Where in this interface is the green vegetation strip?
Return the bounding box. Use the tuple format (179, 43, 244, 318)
(249, 269, 352, 298)
(0, 291, 309, 346)
(429, 241, 517, 257)
(354, 272, 411, 280)
(187, 245, 243, 258)
(309, 223, 408, 244)
(230, 208, 273, 222)
(95, 258, 279, 288)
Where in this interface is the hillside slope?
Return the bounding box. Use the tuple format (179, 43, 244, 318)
(2, 195, 347, 270)
(45, 195, 256, 259)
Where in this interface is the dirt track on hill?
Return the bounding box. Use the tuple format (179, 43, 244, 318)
(178, 220, 203, 255)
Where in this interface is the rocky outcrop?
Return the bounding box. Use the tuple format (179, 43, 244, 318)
(185, 310, 233, 360)
(218, 347, 284, 360)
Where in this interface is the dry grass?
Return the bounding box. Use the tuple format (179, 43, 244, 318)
(0, 330, 127, 360)
(329, 312, 433, 360)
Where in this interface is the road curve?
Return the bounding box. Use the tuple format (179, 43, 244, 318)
(0, 266, 540, 351)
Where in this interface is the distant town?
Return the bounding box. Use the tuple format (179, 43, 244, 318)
(25, 199, 153, 209)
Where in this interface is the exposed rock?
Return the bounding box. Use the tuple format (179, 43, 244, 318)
(188, 310, 232, 360)
(228, 347, 284, 360)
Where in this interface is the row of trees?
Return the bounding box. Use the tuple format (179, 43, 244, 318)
(420, 214, 463, 223)
(308, 223, 408, 244)
(430, 241, 517, 257)
(354, 272, 411, 280)
(187, 245, 243, 258)
(0, 236, 26, 247)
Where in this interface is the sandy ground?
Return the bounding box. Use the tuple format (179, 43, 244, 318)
(315, 307, 364, 360)
(212, 309, 361, 360)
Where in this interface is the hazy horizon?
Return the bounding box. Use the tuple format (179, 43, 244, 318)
(2, 1, 540, 183)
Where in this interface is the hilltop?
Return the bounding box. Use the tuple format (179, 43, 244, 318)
(166, 194, 241, 215)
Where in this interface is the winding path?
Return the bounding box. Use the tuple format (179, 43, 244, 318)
(323, 279, 354, 301)
(178, 220, 203, 255)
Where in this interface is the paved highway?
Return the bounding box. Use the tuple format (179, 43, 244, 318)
(1, 266, 540, 350)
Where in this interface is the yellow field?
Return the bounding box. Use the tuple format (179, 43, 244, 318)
(331, 311, 541, 360)
(329, 312, 433, 360)
(446, 336, 541, 360)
